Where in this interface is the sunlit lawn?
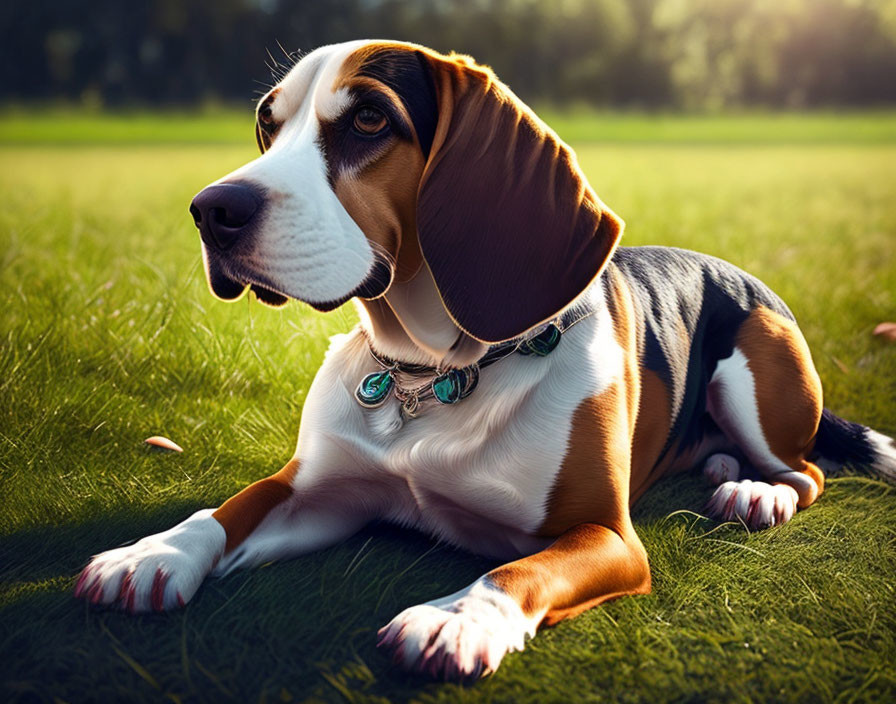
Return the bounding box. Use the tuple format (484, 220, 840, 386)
(1, 112, 894, 703)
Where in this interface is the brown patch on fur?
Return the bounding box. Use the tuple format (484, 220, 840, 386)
(538, 389, 631, 538)
(334, 139, 425, 283)
(602, 267, 639, 426)
(212, 459, 299, 554)
(629, 369, 674, 504)
(539, 268, 678, 531)
(325, 44, 431, 284)
(601, 266, 673, 502)
(333, 43, 398, 93)
(737, 306, 825, 506)
(497, 269, 658, 624)
(489, 523, 650, 625)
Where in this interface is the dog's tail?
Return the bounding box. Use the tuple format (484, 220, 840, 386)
(812, 409, 896, 481)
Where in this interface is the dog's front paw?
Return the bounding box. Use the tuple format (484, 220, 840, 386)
(377, 577, 537, 681)
(74, 509, 225, 612)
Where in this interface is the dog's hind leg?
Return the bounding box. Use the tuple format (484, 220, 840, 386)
(703, 306, 825, 529)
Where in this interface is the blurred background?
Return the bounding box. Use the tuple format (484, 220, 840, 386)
(3, 0, 896, 111)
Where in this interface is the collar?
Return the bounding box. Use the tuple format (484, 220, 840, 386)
(355, 305, 592, 419)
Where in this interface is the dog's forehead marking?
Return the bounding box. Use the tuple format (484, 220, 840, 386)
(268, 40, 373, 126)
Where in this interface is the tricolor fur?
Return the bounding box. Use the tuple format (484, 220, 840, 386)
(76, 40, 896, 681)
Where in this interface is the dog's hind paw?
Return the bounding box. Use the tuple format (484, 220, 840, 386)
(706, 479, 799, 529)
(703, 453, 741, 485)
(377, 577, 537, 681)
(74, 509, 225, 613)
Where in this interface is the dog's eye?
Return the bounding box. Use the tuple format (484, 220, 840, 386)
(353, 106, 388, 135)
(259, 104, 274, 126)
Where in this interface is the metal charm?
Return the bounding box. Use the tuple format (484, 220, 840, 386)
(432, 369, 465, 404)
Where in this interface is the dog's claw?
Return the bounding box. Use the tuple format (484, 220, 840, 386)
(74, 568, 90, 599)
(88, 577, 104, 604)
(707, 480, 799, 529)
(378, 580, 533, 681)
(118, 571, 134, 605)
(151, 569, 167, 612)
(72, 509, 224, 613)
(126, 582, 137, 613)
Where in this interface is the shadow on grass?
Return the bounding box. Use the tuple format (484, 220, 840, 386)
(0, 500, 497, 703)
(0, 476, 714, 703)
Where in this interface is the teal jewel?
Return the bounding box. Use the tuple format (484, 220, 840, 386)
(519, 323, 562, 357)
(356, 370, 395, 407)
(432, 369, 466, 405)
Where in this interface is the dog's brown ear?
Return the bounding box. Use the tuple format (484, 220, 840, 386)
(415, 51, 623, 343)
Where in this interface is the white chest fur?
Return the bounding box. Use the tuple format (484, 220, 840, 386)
(292, 285, 624, 559)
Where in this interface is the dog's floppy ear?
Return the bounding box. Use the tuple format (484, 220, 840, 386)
(415, 51, 623, 343)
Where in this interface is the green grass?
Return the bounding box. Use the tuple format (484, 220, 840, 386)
(3, 107, 896, 145)
(1, 112, 895, 703)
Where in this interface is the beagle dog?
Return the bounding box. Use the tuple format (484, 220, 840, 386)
(74, 40, 896, 681)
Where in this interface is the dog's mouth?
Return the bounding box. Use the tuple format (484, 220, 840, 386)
(203, 252, 393, 312)
(203, 255, 290, 308)
(250, 283, 289, 307)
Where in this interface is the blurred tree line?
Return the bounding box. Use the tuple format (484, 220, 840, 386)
(3, 0, 895, 110)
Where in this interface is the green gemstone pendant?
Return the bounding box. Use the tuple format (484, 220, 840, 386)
(355, 370, 395, 407)
(519, 323, 561, 356)
(355, 319, 564, 415)
(432, 369, 466, 404)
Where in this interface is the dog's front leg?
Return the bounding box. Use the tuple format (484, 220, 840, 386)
(378, 522, 651, 680)
(74, 458, 370, 612)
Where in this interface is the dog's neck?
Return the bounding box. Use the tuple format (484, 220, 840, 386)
(354, 262, 488, 368)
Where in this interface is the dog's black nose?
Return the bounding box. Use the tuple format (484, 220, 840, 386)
(190, 183, 261, 250)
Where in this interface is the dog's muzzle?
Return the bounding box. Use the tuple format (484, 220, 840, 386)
(189, 180, 391, 309)
(190, 182, 289, 305)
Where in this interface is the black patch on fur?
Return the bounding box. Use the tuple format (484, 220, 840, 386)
(317, 87, 412, 185)
(205, 255, 248, 300)
(250, 283, 288, 307)
(356, 49, 439, 159)
(317, 47, 437, 187)
(351, 253, 394, 300)
(608, 246, 796, 458)
(812, 409, 876, 468)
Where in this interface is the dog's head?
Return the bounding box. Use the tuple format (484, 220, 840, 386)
(190, 40, 623, 343)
